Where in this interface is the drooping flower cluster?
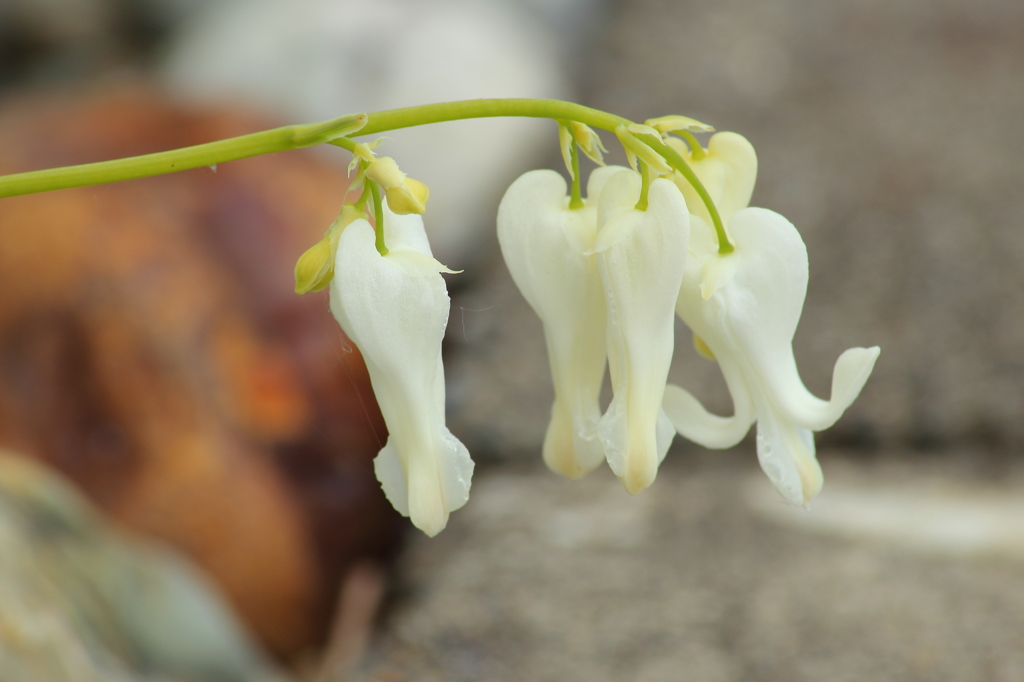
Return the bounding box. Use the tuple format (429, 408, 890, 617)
(502, 127, 878, 508)
(296, 122, 879, 535)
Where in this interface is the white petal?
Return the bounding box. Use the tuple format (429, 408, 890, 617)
(330, 217, 472, 536)
(724, 208, 878, 431)
(755, 402, 823, 507)
(662, 349, 755, 448)
(673, 208, 876, 507)
(381, 201, 435, 255)
(593, 172, 689, 493)
(497, 168, 624, 478)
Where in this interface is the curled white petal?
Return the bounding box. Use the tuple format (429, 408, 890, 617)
(671, 209, 878, 506)
(592, 171, 689, 494)
(497, 167, 625, 478)
(662, 353, 754, 449)
(721, 209, 880, 431)
(329, 204, 472, 536)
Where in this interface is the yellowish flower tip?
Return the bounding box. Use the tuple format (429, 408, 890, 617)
(570, 121, 607, 166)
(626, 122, 662, 139)
(365, 156, 430, 214)
(386, 176, 430, 215)
(644, 114, 715, 134)
(365, 156, 405, 188)
(294, 236, 334, 294)
(557, 123, 575, 178)
(294, 205, 367, 294)
(693, 333, 716, 360)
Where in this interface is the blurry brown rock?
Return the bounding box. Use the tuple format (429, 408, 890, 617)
(0, 85, 403, 659)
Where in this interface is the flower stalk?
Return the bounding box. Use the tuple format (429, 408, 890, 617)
(0, 98, 725, 248)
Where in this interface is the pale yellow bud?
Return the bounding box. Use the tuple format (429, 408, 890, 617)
(385, 176, 430, 215)
(644, 114, 715, 134)
(365, 156, 406, 189)
(294, 205, 366, 294)
(571, 122, 607, 166)
(294, 236, 334, 294)
(626, 122, 663, 139)
(558, 123, 575, 178)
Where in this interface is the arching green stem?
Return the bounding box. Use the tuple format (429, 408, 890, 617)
(677, 130, 706, 160)
(369, 181, 388, 257)
(568, 143, 584, 210)
(0, 97, 728, 252)
(644, 136, 733, 254)
(0, 113, 365, 198)
(346, 99, 630, 138)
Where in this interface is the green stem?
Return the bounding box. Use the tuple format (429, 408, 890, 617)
(344, 99, 629, 138)
(369, 181, 388, 256)
(645, 136, 733, 254)
(353, 179, 371, 210)
(568, 142, 584, 209)
(0, 97, 730, 252)
(0, 114, 365, 198)
(635, 162, 650, 211)
(677, 130, 706, 160)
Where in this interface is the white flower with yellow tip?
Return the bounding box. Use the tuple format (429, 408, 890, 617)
(590, 170, 690, 494)
(665, 209, 879, 506)
(329, 202, 472, 536)
(497, 166, 624, 479)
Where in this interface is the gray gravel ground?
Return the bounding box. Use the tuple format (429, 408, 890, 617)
(358, 449, 1024, 682)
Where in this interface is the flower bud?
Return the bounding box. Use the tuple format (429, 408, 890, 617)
(644, 114, 715, 134)
(385, 177, 430, 215)
(366, 157, 430, 214)
(294, 236, 334, 294)
(364, 156, 405, 188)
(294, 205, 365, 294)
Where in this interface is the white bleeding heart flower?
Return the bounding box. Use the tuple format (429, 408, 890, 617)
(497, 166, 625, 479)
(665, 208, 879, 506)
(329, 203, 473, 536)
(589, 170, 690, 494)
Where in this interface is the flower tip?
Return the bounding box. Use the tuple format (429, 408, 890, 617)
(385, 177, 430, 215)
(542, 407, 603, 480)
(413, 510, 450, 537)
(645, 114, 715, 134)
(293, 237, 333, 294)
(620, 461, 657, 495)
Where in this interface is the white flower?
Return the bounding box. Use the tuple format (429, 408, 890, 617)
(665, 208, 879, 506)
(329, 203, 473, 536)
(590, 170, 690, 494)
(497, 167, 623, 479)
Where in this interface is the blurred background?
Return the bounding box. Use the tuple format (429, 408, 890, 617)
(1, 0, 1023, 680)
